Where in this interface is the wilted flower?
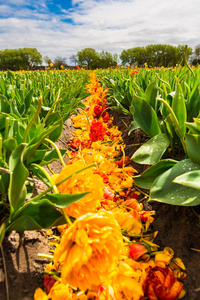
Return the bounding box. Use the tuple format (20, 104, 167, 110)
(112, 261, 144, 300)
(53, 211, 123, 291)
(43, 275, 56, 294)
(34, 288, 48, 300)
(116, 156, 130, 168)
(129, 243, 149, 261)
(94, 105, 103, 118)
(113, 208, 143, 235)
(52, 161, 104, 218)
(143, 266, 185, 300)
(89, 120, 107, 142)
(48, 281, 72, 300)
(155, 247, 174, 267)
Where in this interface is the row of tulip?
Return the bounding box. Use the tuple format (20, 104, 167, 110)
(97, 65, 200, 206)
(0, 69, 90, 244)
(34, 72, 186, 300)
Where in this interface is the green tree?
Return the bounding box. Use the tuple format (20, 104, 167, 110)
(120, 44, 192, 68)
(0, 48, 42, 71)
(19, 48, 42, 69)
(145, 44, 179, 67)
(77, 48, 99, 69)
(98, 51, 118, 68)
(120, 47, 147, 66)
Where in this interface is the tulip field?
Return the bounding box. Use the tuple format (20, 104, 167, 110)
(0, 66, 200, 299)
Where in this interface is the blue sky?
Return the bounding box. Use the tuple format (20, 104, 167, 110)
(0, 0, 199, 64)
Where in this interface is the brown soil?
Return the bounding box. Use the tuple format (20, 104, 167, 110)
(0, 113, 200, 299)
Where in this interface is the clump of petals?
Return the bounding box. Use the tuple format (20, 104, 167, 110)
(112, 261, 144, 300)
(52, 161, 104, 218)
(143, 266, 185, 300)
(89, 120, 107, 142)
(48, 281, 72, 300)
(34, 288, 48, 300)
(113, 209, 142, 235)
(53, 211, 123, 291)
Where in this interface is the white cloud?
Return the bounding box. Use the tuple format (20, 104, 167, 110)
(0, 0, 200, 62)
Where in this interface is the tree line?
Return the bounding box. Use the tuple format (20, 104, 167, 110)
(0, 48, 42, 71)
(76, 45, 195, 69)
(0, 44, 200, 71)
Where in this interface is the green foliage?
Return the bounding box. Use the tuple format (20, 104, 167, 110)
(0, 48, 42, 71)
(98, 51, 118, 69)
(77, 48, 118, 69)
(119, 44, 193, 67)
(131, 134, 170, 165)
(77, 48, 99, 69)
(149, 159, 200, 206)
(98, 59, 200, 206)
(130, 95, 161, 138)
(133, 159, 177, 189)
(0, 69, 90, 240)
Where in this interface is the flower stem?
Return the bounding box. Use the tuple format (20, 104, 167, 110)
(23, 97, 43, 143)
(61, 209, 72, 226)
(43, 89, 62, 124)
(38, 253, 53, 259)
(45, 138, 66, 168)
(156, 97, 186, 153)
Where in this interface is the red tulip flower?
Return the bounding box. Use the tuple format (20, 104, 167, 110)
(143, 266, 184, 300)
(129, 243, 148, 261)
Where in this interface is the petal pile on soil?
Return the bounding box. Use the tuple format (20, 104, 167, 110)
(34, 72, 186, 300)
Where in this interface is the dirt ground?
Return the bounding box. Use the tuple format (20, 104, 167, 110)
(0, 113, 200, 299)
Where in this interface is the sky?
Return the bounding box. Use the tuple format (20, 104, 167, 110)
(0, 0, 200, 64)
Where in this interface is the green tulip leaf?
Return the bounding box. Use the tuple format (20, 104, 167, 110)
(7, 199, 65, 231)
(8, 143, 29, 215)
(128, 120, 140, 136)
(45, 112, 63, 142)
(24, 124, 60, 162)
(145, 79, 158, 110)
(172, 82, 187, 136)
(131, 133, 170, 165)
(24, 88, 34, 115)
(40, 148, 66, 166)
(133, 159, 177, 189)
(149, 159, 200, 206)
(131, 95, 161, 137)
(185, 134, 200, 164)
(0, 223, 6, 245)
(40, 192, 89, 208)
(185, 122, 200, 135)
(26, 149, 46, 165)
(29, 163, 52, 187)
(173, 170, 200, 190)
(3, 138, 17, 152)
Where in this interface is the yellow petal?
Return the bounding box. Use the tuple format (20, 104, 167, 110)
(34, 288, 48, 300)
